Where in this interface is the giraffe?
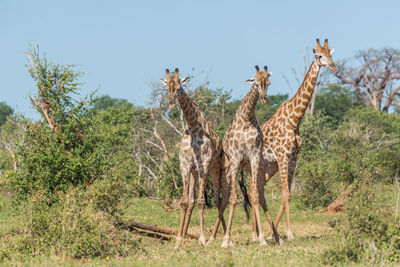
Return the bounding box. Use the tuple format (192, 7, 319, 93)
(210, 65, 274, 248)
(160, 68, 223, 247)
(249, 39, 336, 240)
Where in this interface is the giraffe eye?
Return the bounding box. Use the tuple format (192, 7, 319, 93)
(318, 55, 323, 59)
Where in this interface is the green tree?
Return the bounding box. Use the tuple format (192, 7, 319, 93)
(314, 84, 361, 126)
(10, 47, 107, 199)
(0, 102, 13, 128)
(91, 95, 133, 112)
(297, 106, 400, 208)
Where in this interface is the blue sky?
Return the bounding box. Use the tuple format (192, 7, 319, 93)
(1, 0, 399, 119)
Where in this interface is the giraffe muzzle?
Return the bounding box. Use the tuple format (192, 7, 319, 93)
(260, 96, 268, 105)
(329, 64, 336, 71)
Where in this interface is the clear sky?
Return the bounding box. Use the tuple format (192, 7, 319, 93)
(1, 0, 399, 119)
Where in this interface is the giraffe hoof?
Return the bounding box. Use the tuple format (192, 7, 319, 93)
(287, 231, 294, 240)
(198, 236, 206, 246)
(251, 233, 258, 242)
(221, 237, 230, 248)
(229, 240, 234, 247)
(258, 234, 267, 246)
(175, 237, 182, 249)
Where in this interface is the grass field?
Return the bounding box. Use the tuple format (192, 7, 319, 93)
(0, 191, 347, 266)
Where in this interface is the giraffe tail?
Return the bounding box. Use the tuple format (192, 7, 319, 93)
(238, 169, 251, 223)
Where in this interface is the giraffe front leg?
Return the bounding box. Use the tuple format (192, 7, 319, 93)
(182, 171, 196, 243)
(245, 174, 258, 242)
(197, 173, 207, 246)
(258, 176, 280, 244)
(175, 166, 190, 248)
(273, 157, 294, 240)
(285, 156, 298, 240)
(250, 156, 267, 246)
(251, 204, 258, 242)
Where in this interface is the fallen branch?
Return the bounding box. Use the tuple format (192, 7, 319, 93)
(126, 226, 171, 241)
(120, 220, 199, 240)
(317, 184, 353, 214)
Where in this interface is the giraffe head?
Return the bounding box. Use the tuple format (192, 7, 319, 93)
(313, 39, 336, 71)
(245, 65, 271, 105)
(160, 68, 190, 109)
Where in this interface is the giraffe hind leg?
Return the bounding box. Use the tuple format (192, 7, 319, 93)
(221, 161, 239, 248)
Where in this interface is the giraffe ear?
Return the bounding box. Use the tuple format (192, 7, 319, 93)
(312, 48, 316, 54)
(268, 72, 272, 77)
(180, 76, 190, 86)
(330, 48, 335, 55)
(245, 77, 255, 84)
(160, 78, 167, 85)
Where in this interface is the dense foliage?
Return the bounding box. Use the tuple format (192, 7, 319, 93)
(323, 183, 400, 264)
(297, 106, 400, 209)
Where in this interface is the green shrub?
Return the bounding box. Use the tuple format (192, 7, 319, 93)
(323, 183, 400, 264)
(297, 106, 400, 208)
(297, 154, 334, 209)
(0, 179, 140, 262)
(155, 150, 183, 200)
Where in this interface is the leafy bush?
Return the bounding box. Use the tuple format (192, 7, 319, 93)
(0, 179, 140, 262)
(155, 150, 183, 200)
(297, 106, 400, 208)
(296, 155, 334, 209)
(323, 183, 400, 264)
(8, 49, 148, 200)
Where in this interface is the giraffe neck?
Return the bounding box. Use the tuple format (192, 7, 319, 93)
(289, 58, 320, 125)
(238, 85, 259, 122)
(176, 88, 204, 132)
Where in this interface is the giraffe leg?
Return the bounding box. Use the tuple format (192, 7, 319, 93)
(221, 161, 239, 248)
(273, 158, 292, 239)
(175, 166, 190, 248)
(244, 169, 258, 242)
(197, 165, 209, 246)
(249, 156, 267, 246)
(262, 163, 279, 240)
(182, 171, 196, 241)
(258, 181, 280, 244)
(207, 161, 226, 245)
(251, 203, 258, 242)
(285, 156, 298, 240)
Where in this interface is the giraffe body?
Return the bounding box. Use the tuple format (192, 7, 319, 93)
(161, 69, 223, 247)
(250, 39, 336, 240)
(209, 66, 276, 248)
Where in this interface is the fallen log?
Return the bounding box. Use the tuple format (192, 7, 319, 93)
(120, 220, 199, 240)
(128, 227, 171, 241)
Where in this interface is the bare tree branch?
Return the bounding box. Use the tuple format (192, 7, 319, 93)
(161, 114, 183, 136)
(333, 48, 400, 112)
